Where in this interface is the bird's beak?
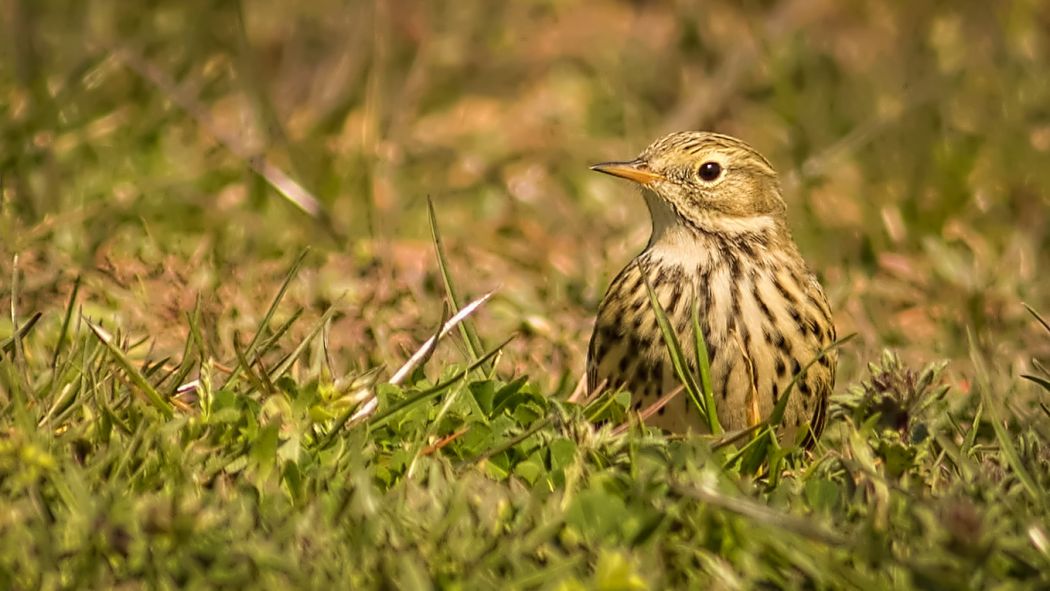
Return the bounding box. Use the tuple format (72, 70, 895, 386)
(589, 160, 663, 186)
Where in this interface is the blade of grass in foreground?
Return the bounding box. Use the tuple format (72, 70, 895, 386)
(269, 304, 339, 381)
(234, 336, 274, 395)
(1023, 302, 1050, 334)
(166, 294, 204, 396)
(639, 261, 719, 433)
(331, 290, 494, 434)
(49, 275, 81, 370)
(427, 197, 485, 362)
(86, 319, 174, 419)
(0, 312, 41, 357)
(245, 249, 309, 358)
(691, 297, 721, 434)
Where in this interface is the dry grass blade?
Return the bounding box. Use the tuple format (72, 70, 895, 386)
(389, 290, 495, 386)
(1023, 374, 1050, 392)
(421, 427, 470, 456)
(566, 374, 591, 404)
(343, 290, 495, 427)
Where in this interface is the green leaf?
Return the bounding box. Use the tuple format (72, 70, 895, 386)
(513, 453, 545, 485)
(250, 423, 280, 482)
(566, 489, 630, 541)
(594, 550, 648, 591)
(548, 438, 577, 471)
(468, 380, 497, 416)
(804, 478, 841, 514)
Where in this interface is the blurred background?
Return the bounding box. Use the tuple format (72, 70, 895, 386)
(2, 0, 1049, 396)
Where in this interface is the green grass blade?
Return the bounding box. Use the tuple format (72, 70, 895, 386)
(464, 416, 552, 467)
(166, 296, 203, 395)
(1022, 374, 1050, 392)
(1023, 303, 1050, 335)
(671, 480, 846, 546)
(222, 249, 309, 388)
(962, 400, 984, 454)
(86, 319, 173, 419)
(246, 250, 309, 358)
(256, 307, 305, 360)
(0, 311, 41, 357)
(234, 335, 273, 395)
(638, 261, 710, 427)
(691, 296, 722, 433)
(427, 196, 484, 362)
(49, 275, 80, 370)
(269, 305, 338, 380)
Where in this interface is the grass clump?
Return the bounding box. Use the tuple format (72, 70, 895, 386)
(1, 276, 1049, 588)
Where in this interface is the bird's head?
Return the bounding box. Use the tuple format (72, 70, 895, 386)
(591, 131, 787, 238)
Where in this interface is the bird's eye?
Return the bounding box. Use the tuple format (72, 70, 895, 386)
(698, 161, 722, 182)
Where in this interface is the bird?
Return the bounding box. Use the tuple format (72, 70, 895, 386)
(586, 131, 836, 445)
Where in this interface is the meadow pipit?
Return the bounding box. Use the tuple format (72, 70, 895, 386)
(587, 131, 836, 444)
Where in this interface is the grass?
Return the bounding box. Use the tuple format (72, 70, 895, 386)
(2, 0, 1050, 588)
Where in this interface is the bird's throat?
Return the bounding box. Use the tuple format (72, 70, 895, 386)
(642, 187, 779, 249)
(642, 189, 683, 248)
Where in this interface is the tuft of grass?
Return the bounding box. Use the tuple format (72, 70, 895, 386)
(3, 271, 1049, 587)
